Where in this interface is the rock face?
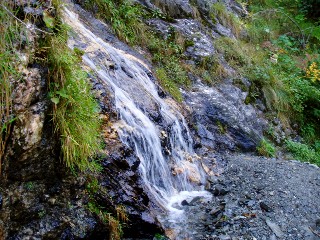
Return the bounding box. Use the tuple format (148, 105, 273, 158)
(185, 82, 267, 152)
(144, 0, 266, 152)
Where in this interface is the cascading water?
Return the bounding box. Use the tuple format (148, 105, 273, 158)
(63, 7, 211, 227)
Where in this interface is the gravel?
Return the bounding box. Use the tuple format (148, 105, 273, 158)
(168, 154, 320, 239)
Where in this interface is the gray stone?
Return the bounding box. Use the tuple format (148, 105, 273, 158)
(266, 219, 284, 238)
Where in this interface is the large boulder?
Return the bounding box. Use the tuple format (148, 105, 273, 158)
(185, 82, 267, 151)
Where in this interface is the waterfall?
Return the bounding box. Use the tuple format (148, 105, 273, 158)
(63, 8, 210, 215)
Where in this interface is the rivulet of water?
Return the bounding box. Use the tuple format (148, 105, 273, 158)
(63, 7, 210, 225)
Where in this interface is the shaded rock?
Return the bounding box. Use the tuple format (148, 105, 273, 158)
(181, 200, 189, 206)
(260, 202, 272, 212)
(213, 186, 229, 196)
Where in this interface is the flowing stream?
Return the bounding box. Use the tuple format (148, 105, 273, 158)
(63, 7, 211, 230)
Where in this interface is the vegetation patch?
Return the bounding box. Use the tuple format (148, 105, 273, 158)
(257, 138, 276, 157)
(210, 2, 242, 37)
(35, 2, 102, 172)
(286, 140, 320, 165)
(0, 2, 23, 173)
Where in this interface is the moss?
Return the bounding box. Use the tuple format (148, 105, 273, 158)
(216, 121, 227, 134)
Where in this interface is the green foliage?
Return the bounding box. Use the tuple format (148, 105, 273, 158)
(0, 2, 24, 173)
(82, 0, 145, 45)
(299, 0, 320, 20)
(257, 138, 276, 157)
(241, 0, 320, 164)
(154, 233, 167, 240)
(286, 140, 320, 165)
(25, 181, 35, 190)
(86, 177, 127, 240)
(45, 22, 101, 172)
(87, 201, 123, 240)
(146, 28, 190, 101)
(155, 68, 183, 102)
(194, 55, 228, 85)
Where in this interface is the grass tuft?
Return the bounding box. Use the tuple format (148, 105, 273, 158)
(257, 138, 276, 157)
(0, 2, 25, 174)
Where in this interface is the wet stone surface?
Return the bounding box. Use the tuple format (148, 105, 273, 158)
(168, 154, 320, 239)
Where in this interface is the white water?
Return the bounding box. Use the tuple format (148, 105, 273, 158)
(63, 8, 210, 217)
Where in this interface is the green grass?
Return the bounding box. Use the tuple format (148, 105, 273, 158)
(241, 0, 320, 163)
(0, 2, 24, 173)
(257, 138, 276, 157)
(46, 25, 101, 172)
(82, 0, 146, 45)
(40, 1, 102, 172)
(286, 140, 320, 165)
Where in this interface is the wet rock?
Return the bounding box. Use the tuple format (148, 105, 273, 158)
(213, 186, 229, 196)
(189, 196, 201, 205)
(185, 83, 267, 152)
(181, 200, 189, 206)
(209, 206, 224, 217)
(260, 202, 272, 212)
(172, 19, 215, 59)
(238, 198, 249, 207)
